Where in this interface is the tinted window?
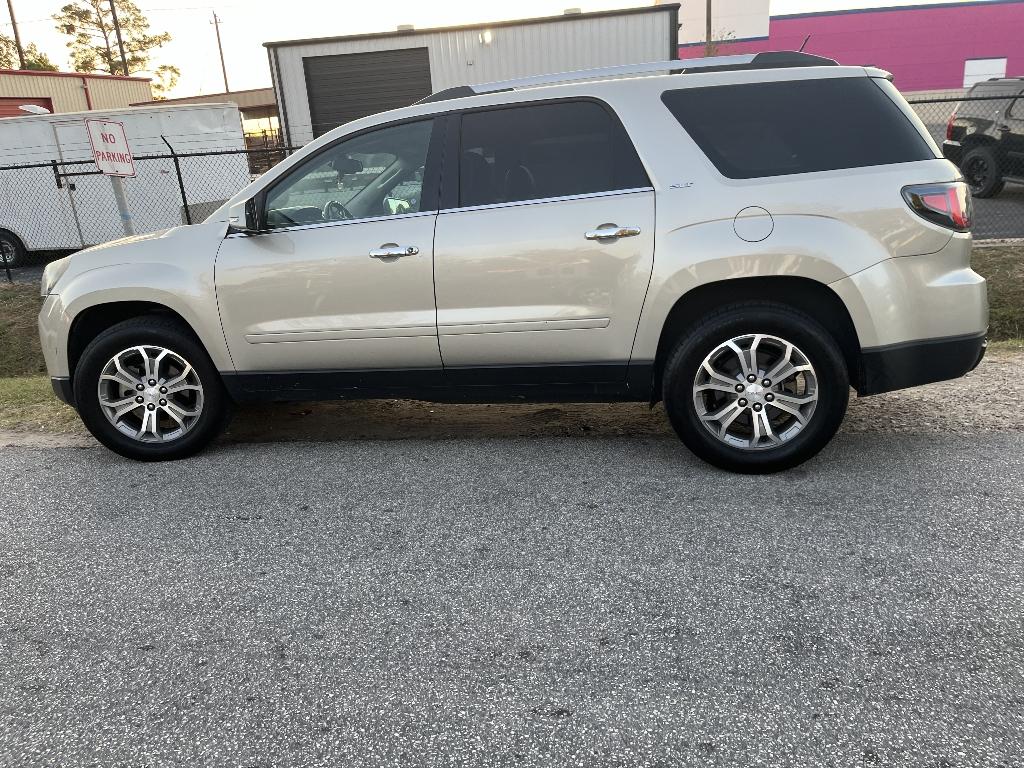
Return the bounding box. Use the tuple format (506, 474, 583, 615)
(661, 77, 934, 179)
(1008, 95, 1024, 120)
(458, 101, 649, 207)
(265, 119, 434, 229)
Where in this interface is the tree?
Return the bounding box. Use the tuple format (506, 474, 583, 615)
(1, 35, 60, 71)
(53, 0, 178, 95)
(703, 29, 736, 57)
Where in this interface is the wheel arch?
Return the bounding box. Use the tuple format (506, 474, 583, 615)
(68, 301, 202, 382)
(650, 276, 861, 401)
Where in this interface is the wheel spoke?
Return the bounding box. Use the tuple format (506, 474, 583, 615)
(726, 340, 753, 379)
(165, 401, 201, 419)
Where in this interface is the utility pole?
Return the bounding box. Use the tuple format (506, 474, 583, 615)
(705, 0, 712, 48)
(108, 0, 129, 76)
(5, 0, 26, 69)
(211, 11, 229, 92)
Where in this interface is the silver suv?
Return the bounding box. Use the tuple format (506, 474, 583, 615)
(38, 52, 988, 472)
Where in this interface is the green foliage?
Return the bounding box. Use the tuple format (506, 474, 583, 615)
(0, 34, 59, 71)
(52, 0, 175, 89)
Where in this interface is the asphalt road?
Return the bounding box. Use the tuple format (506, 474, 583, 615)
(1, 432, 1022, 766)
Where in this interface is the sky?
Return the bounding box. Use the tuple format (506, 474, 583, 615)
(1, 0, 983, 97)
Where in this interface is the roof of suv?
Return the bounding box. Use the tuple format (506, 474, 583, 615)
(418, 51, 841, 105)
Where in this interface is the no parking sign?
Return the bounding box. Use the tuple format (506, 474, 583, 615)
(86, 119, 136, 177)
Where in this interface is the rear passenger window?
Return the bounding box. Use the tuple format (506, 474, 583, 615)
(458, 101, 649, 207)
(661, 77, 935, 179)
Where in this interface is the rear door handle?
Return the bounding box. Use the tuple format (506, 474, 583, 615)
(585, 225, 641, 241)
(369, 244, 419, 259)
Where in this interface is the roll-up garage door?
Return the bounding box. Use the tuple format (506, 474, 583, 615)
(303, 48, 432, 138)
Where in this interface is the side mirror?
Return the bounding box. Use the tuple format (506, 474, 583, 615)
(226, 197, 261, 234)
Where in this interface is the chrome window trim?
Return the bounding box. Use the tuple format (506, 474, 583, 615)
(442, 186, 654, 216)
(225, 209, 439, 238)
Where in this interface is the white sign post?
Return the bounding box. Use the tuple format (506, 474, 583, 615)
(86, 119, 136, 237)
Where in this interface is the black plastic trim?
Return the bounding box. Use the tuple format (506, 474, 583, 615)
(857, 332, 986, 396)
(221, 362, 653, 404)
(51, 376, 74, 407)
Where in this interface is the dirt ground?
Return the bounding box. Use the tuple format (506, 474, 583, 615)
(2, 348, 1020, 450)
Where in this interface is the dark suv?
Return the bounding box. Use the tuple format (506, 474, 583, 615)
(943, 77, 1024, 197)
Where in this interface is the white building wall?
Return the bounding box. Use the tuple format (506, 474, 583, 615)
(675, 0, 769, 45)
(270, 9, 675, 146)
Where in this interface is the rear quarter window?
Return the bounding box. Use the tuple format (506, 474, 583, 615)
(661, 77, 935, 179)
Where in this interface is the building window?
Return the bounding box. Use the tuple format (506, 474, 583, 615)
(963, 58, 1008, 88)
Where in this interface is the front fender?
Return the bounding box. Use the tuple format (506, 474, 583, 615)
(48, 261, 233, 377)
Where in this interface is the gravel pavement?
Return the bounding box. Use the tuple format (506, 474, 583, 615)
(1, 430, 1022, 766)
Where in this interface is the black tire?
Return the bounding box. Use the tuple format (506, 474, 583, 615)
(0, 229, 25, 269)
(73, 316, 232, 461)
(662, 302, 849, 474)
(961, 145, 1004, 198)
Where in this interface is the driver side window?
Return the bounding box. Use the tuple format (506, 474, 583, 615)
(264, 119, 435, 229)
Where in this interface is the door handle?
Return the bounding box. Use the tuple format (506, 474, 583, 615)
(585, 225, 641, 241)
(369, 244, 419, 259)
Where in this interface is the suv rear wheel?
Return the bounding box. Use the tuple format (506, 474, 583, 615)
(663, 303, 849, 473)
(962, 145, 1004, 198)
(73, 317, 232, 461)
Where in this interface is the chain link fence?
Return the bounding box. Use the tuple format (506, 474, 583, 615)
(908, 94, 1024, 241)
(0, 145, 298, 277)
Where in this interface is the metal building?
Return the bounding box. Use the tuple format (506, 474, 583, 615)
(265, 4, 680, 146)
(0, 69, 152, 118)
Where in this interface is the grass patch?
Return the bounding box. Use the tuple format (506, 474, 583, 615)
(0, 376, 80, 432)
(0, 283, 45, 377)
(972, 246, 1024, 341)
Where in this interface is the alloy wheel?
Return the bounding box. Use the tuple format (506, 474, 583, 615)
(692, 333, 818, 451)
(97, 345, 205, 443)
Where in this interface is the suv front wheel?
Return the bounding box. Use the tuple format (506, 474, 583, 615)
(663, 303, 849, 473)
(74, 317, 232, 461)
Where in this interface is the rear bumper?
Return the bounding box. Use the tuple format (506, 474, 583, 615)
(858, 332, 986, 396)
(942, 140, 963, 165)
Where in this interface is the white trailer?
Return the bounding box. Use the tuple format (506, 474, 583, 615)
(0, 103, 249, 259)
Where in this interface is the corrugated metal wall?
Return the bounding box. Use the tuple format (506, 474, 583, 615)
(0, 73, 152, 113)
(271, 9, 675, 146)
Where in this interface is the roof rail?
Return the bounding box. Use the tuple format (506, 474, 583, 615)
(417, 51, 838, 104)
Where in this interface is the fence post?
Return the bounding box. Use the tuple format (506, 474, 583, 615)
(161, 135, 192, 225)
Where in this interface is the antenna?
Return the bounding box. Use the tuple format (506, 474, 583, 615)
(798, 34, 811, 52)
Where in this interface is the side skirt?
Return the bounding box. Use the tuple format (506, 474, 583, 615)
(221, 363, 655, 404)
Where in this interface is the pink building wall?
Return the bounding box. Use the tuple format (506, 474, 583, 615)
(678, 0, 1024, 92)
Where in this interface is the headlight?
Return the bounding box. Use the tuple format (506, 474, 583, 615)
(40, 256, 71, 297)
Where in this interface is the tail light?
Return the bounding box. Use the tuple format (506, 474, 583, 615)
(945, 109, 957, 141)
(902, 182, 972, 232)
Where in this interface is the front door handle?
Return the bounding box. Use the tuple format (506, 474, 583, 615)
(585, 225, 641, 241)
(369, 243, 419, 259)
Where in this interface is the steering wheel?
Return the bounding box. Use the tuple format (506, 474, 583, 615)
(323, 200, 355, 221)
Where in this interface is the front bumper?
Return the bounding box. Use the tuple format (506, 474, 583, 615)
(51, 376, 75, 407)
(858, 332, 986, 395)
